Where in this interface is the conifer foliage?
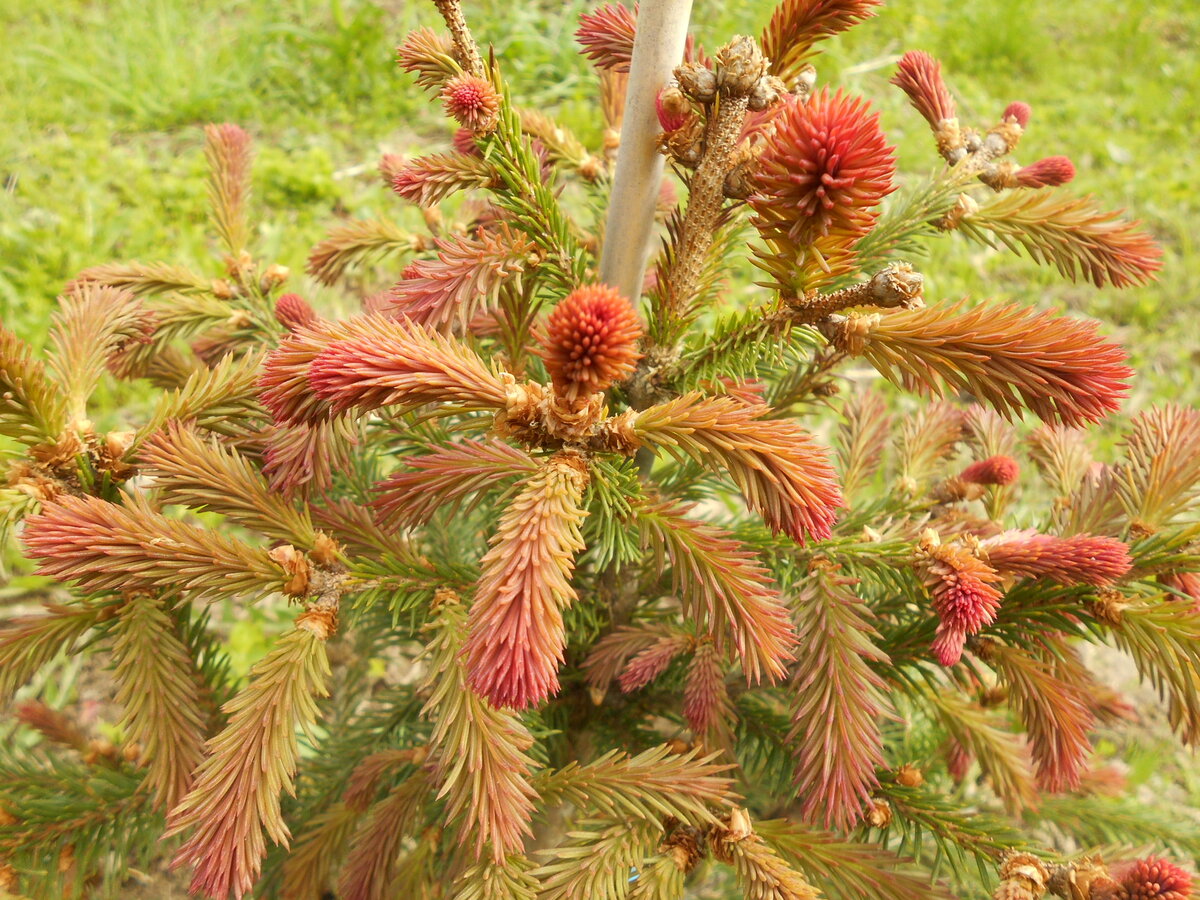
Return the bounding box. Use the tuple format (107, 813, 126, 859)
(0, 1, 1193, 899)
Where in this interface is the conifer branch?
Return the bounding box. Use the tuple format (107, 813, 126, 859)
(762, 0, 882, 85)
(111, 593, 207, 811)
(950, 188, 1162, 288)
(280, 803, 360, 900)
(536, 744, 735, 826)
(711, 808, 820, 900)
(463, 451, 590, 709)
(756, 818, 953, 900)
(1106, 599, 1200, 745)
(306, 218, 423, 285)
(925, 689, 1037, 815)
(532, 818, 663, 900)
(788, 568, 891, 829)
(69, 260, 213, 297)
(422, 597, 538, 861)
(50, 282, 161, 416)
(836, 389, 891, 501)
(636, 499, 797, 684)
(204, 123, 253, 258)
(306, 317, 510, 418)
(372, 437, 537, 531)
(385, 225, 535, 332)
(452, 855, 542, 900)
(0, 601, 115, 705)
(390, 151, 497, 207)
(166, 624, 332, 900)
(338, 774, 431, 900)
(136, 348, 265, 450)
(633, 394, 842, 543)
(980, 641, 1093, 792)
(0, 322, 67, 446)
(140, 421, 320, 548)
(1116, 404, 1200, 533)
(23, 493, 294, 600)
(825, 300, 1132, 426)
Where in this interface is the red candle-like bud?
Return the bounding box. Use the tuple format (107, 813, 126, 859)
(916, 532, 1003, 667)
(1119, 857, 1193, 900)
(1015, 155, 1076, 188)
(1003, 101, 1032, 127)
(440, 74, 500, 134)
(750, 87, 895, 251)
(891, 51, 957, 127)
(274, 293, 317, 332)
(960, 455, 1020, 485)
(538, 284, 643, 403)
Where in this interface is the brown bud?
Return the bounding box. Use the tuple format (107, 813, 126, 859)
(269, 544, 312, 597)
(748, 74, 786, 111)
(865, 799, 893, 828)
(676, 61, 718, 103)
(260, 263, 290, 291)
(310, 532, 342, 567)
(895, 763, 925, 787)
(0, 862, 16, 891)
(716, 35, 768, 97)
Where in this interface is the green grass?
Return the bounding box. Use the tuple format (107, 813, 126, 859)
(1, 0, 1196, 403)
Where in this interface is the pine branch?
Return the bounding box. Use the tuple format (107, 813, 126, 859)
(280, 803, 360, 900)
(924, 688, 1037, 815)
(22, 492, 296, 601)
(338, 774, 431, 900)
(384, 225, 535, 331)
(111, 593, 207, 811)
(531, 817, 662, 900)
(981, 641, 1093, 792)
(0, 601, 114, 705)
(166, 624, 332, 900)
(826, 300, 1131, 426)
(711, 809, 820, 900)
(0, 322, 67, 446)
(576, 3, 637, 72)
(463, 451, 590, 709)
(372, 437, 536, 531)
(140, 421, 320, 548)
(1117, 404, 1200, 532)
(452, 855, 541, 900)
(422, 598, 539, 861)
(307, 218, 422, 285)
(261, 416, 358, 497)
(390, 151, 497, 207)
(788, 568, 891, 829)
(305, 317, 510, 418)
(69, 258, 214, 298)
(204, 123, 253, 258)
(1026, 423, 1092, 504)
(535, 744, 734, 827)
(633, 394, 842, 544)
(0, 755, 159, 898)
(895, 400, 963, 492)
(836, 389, 891, 501)
(635, 499, 797, 684)
(952, 188, 1162, 288)
(135, 348, 265, 450)
(870, 779, 1028, 881)
(1107, 598, 1200, 745)
(756, 818, 953, 900)
(762, 0, 882, 85)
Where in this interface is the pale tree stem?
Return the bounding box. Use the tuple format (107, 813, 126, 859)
(598, 0, 695, 302)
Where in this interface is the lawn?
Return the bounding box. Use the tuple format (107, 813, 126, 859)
(2, 0, 1196, 408)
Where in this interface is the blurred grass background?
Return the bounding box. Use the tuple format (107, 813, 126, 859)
(2, 0, 1196, 407)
